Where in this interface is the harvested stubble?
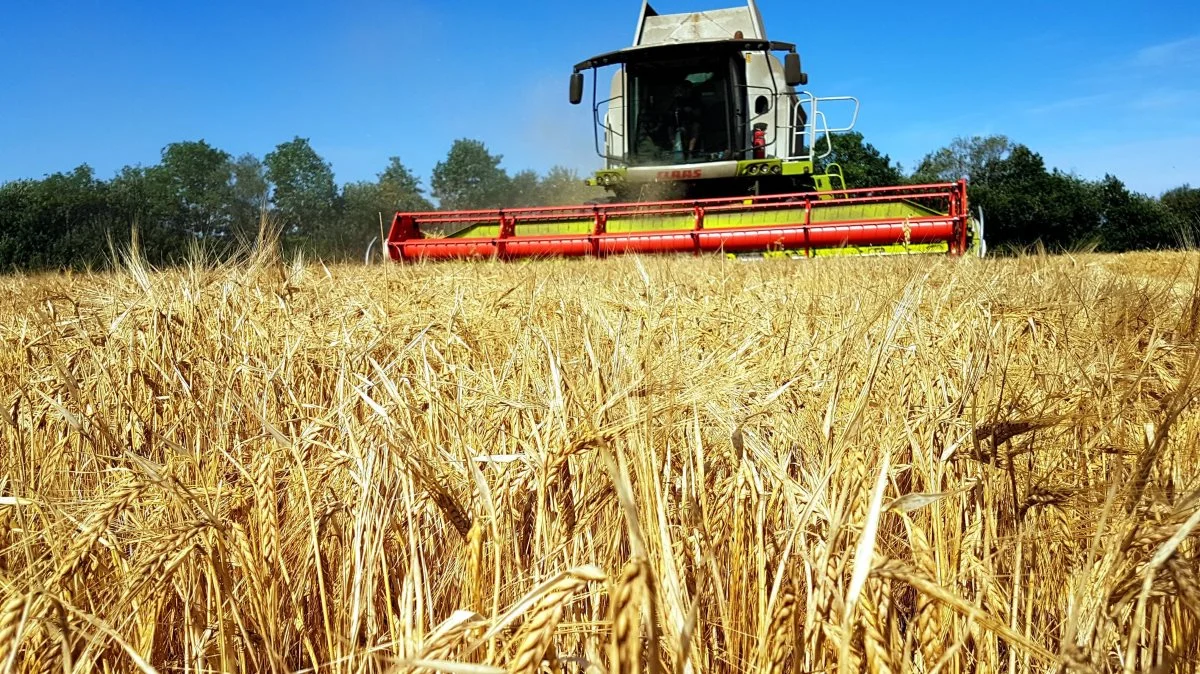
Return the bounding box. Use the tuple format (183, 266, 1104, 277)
(1, 245, 1199, 673)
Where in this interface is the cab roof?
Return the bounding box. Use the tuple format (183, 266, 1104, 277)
(573, 39, 795, 73)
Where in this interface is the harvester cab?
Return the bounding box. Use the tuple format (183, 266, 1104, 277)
(570, 0, 856, 202)
(384, 0, 983, 263)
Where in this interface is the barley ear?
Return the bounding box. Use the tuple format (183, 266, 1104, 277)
(860, 579, 894, 674)
(509, 573, 591, 674)
(466, 519, 486, 612)
(763, 581, 798, 674)
(0, 592, 33, 673)
(611, 560, 646, 674)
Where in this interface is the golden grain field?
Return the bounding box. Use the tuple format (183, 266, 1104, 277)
(1, 245, 1199, 673)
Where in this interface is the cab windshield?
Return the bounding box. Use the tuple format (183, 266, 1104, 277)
(626, 56, 734, 166)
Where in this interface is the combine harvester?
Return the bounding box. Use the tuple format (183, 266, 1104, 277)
(386, 0, 982, 262)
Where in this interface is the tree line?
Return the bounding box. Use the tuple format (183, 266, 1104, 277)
(822, 133, 1200, 253)
(1, 133, 1197, 271)
(0, 137, 603, 270)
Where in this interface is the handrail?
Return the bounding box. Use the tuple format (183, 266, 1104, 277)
(786, 91, 813, 160)
(779, 93, 860, 163)
(815, 96, 860, 133)
(814, 110, 833, 160)
(825, 163, 847, 191)
(592, 92, 627, 165)
(591, 80, 860, 167)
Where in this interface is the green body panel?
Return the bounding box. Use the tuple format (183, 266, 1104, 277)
(445, 197, 945, 240)
(781, 160, 814, 176)
(731, 241, 951, 259)
(589, 159, 816, 186)
(588, 169, 627, 187)
(811, 164, 847, 194)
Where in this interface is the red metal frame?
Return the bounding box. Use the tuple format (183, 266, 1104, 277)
(386, 180, 971, 262)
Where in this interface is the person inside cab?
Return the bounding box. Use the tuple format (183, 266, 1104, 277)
(668, 79, 703, 161)
(633, 74, 705, 164)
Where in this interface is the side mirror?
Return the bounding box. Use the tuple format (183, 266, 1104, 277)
(569, 72, 584, 105)
(784, 53, 807, 87)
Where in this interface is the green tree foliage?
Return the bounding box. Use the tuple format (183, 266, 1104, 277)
(966, 145, 1102, 250)
(106, 164, 189, 263)
(815, 131, 903, 189)
(1162, 185, 1200, 229)
(0, 166, 114, 270)
(913, 135, 1013, 184)
(338, 157, 433, 257)
(935, 138, 1178, 252)
(430, 139, 511, 210)
(109, 141, 248, 261)
(506, 169, 543, 208)
(158, 140, 235, 240)
(229, 153, 269, 241)
(378, 157, 432, 212)
(1094, 175, 1179, 252)
(337, 182, 387, 256)
(0, 180, 41, 268)
(264, 137, 337, 242)
(538, 166, 606, 206)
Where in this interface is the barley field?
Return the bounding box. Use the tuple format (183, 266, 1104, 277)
(1, 244, 1198, 673)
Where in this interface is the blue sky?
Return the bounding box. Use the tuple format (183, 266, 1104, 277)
(1, 0, 1197, 196)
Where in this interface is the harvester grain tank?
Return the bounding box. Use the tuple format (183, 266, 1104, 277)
(386, 0, 981, 262)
